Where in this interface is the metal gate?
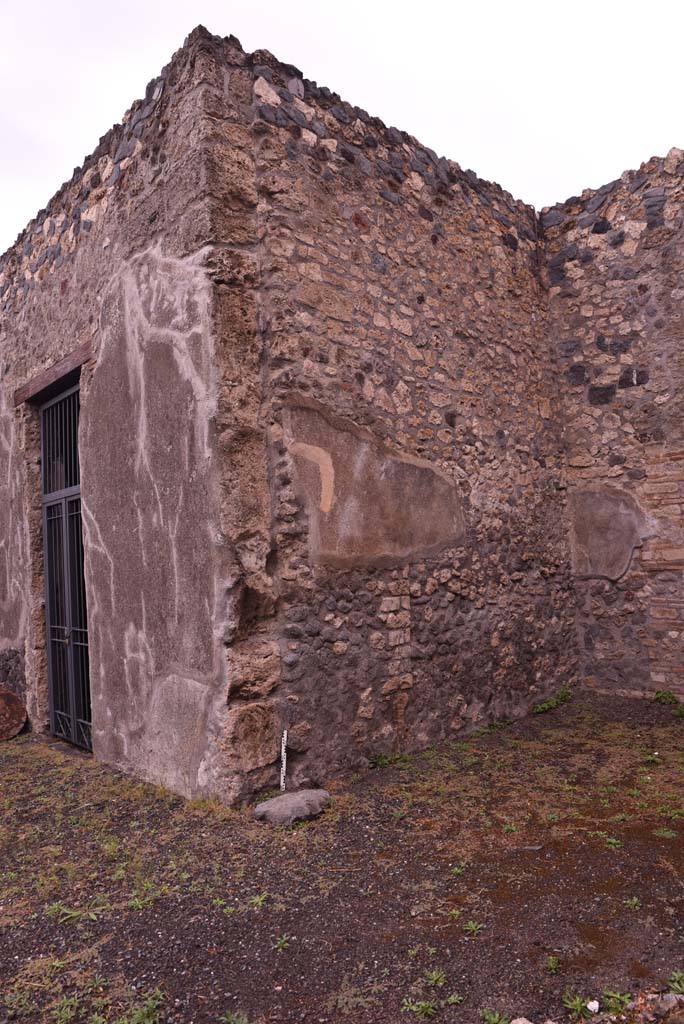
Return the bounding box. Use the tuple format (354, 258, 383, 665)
(41, 386, 92, 750)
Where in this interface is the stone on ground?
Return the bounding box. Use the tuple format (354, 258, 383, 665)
(0, 687, 26, 741)
(253, 788, 330, 826)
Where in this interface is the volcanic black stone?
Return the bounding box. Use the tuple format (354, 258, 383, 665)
(567, 364, 588, 386)
(330, 104, 351, 124)
(586, 192, 607, 213)
(618, 367, 638, 388)
(588, 384, 617, 406)
(610, 337, 633, 356)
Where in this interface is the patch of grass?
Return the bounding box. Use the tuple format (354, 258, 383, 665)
(401, 998, 438, 1018)
(533, 687, 572, 714)
(485, 719, 512, 733)
(653, 827, 677, 839)
(602, 990, 631, 1014)
(588, 830, 622, 850)
(668, 970, 684, 995)
(53, 996, 79, 1023)
(481, 1011, 510, 1024)
(562, 992, 590, 1020)
(46, 901, 103, 924)
(424, 968, 447, 988)
(116, 990, 164, 1024)
(220, 1014, 251, 1024)
(370, 752, 413, 769)
(653, 690, 679, 705)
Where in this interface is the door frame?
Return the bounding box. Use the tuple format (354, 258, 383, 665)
(40, 383, 92, 750)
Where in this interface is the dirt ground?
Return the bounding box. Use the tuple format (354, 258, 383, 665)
(0, 690, 683, 1024)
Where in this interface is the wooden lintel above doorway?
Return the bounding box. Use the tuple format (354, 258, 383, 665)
(13, 341, 93, 407)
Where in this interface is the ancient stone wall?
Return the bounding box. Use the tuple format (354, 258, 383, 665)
(0, 30, 253, 798)
(215, 41, 579, 796)
(543, 153, 684, 698)
(4, 25, 680, 805)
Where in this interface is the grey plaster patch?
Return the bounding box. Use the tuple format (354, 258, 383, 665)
(253, 788, 331, 825)
(569, 487, 655, 580)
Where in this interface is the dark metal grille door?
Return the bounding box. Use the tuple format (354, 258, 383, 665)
(41, 387, 92, 750)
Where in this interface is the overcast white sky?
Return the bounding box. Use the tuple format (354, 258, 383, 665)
(2, 0, 683, 255)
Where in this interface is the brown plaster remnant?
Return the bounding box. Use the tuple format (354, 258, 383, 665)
(569, 488, 654, 581)
(284, 405, 466, 567)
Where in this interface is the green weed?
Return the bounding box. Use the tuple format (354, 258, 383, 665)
(401, 998, 438, 1018)
(424, 968, 446, 988)
(533, 687, 572, 714)
(562, 992, 590, 1020)
(602, 991, 631, 1014)
(668, 971, 684, 995)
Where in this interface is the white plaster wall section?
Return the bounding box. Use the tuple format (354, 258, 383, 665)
(80, 243, 226, 795)
(0, 371, 29, 651)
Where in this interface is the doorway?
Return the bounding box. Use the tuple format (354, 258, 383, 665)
(41, 385, 92, 750)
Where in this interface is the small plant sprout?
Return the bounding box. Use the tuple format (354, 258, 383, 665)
(533, 687, 572, 714)
(451, 861, 467, 876)
(654, 827, 677, 839)
(446, 994, 464, 1005)
(273, 934, 290, 952)
(220, 1014, 251, 1024)
(401, 998, 438, 1018)
(481, 1011, 510, 1024)
(562, 992, 591, 1020)
(668, 971, 684, 995)
(624, 896, 641, 910)
(602, 991, 632, 1014)
(653, 690, 678, 705)
(248, 892, 268, 909)
(463, 920, 484, 936)
(424, 968, 447, 988)
(546, 954, 560, 974)
(447, 908, 462, 921)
